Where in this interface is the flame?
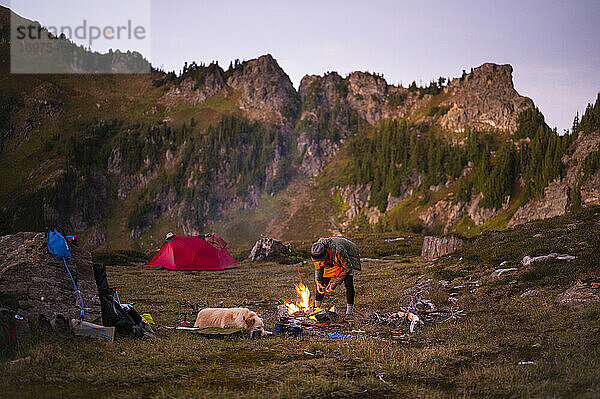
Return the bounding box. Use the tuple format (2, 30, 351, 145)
(284, 282, 312, 315)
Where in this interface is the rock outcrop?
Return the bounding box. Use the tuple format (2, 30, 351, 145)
(249, 237, 290, 261)
(508, 131, 600, 227)
(338, 184, 373, 219)
(419, 192, 508, 234)
(386, 171, 422, 211)
(438, 63, 533, 133)
(227, 54, 299, 124)
(557, 281, 600, 308)
(0, 232, 100, 321)
(159, 67, 225, 112)
(574, 132, 600, 206)
(508, 181, 569, 227)
(296, 72, 356, 176)
(335, 184, 384, 225)
(421, 235, 465, 258)
(345, 71, 388, 124)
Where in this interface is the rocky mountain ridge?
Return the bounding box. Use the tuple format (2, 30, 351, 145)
(1, 5, 598, 250)
(295, 62, 533, 177)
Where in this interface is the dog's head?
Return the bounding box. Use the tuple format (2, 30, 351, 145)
(244, 311, 264, 332)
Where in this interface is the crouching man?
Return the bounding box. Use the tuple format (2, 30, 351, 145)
(310, 237, 361, 317)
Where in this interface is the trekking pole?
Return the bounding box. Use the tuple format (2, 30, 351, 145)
(62, 256, 85, 322)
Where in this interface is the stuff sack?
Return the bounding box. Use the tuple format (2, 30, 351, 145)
(92, 262, 149, 338)
(46, 226, 71, 260)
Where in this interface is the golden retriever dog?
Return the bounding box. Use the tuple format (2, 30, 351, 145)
(193, 307, 264, 332)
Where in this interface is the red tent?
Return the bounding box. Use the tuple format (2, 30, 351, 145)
(147, 235, 237, 271)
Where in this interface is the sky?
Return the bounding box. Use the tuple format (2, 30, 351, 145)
(4, 0, 600, 133)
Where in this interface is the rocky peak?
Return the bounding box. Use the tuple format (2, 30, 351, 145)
(345, 71, 388, 124)
(226, 54, 299, 124)
(298, 72, 344, 110)
(439, 63, 534, 133)
(299, 71, 389, 125)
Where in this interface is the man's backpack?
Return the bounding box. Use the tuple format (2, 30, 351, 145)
(92, 263, 147, 338)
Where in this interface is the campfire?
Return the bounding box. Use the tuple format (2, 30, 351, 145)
(281, 282, 337, 323)
(284, 282, 313, 316)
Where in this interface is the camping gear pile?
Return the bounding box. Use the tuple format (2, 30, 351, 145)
(43, 226, 155, 341)
(93, 262, 155, 339)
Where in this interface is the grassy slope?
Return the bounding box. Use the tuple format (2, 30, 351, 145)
(0, 51, 245, 249)
(2, 207, 599, 398)
(0, 71, 164, 200)
(199, 178, 343, 253)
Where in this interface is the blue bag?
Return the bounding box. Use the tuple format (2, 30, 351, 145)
(46, 228, 71, 260)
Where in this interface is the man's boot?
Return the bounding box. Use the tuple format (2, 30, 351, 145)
(345, 304, 355, 321)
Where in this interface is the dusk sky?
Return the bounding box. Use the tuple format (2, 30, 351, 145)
(5, 0, 600, 132)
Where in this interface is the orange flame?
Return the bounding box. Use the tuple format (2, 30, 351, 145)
(284, 282, 312, 315)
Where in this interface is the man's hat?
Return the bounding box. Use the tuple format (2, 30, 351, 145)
(311, 242, 327, 260)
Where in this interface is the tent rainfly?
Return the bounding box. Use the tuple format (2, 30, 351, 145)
(147, 234, 236, 271)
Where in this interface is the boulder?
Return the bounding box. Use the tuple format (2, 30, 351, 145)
(0, 232, 100, 321)
(249, 238, 290, 261)
(421, 235, 464, 258)
(557, 281, 600, 308)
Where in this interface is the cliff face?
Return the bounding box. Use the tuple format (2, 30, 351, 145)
(159, 67, 226, 111)
(296, 72, 354, 176)
(508, 130, 600, 227)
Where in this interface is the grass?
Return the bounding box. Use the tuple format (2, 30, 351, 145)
(167, 91, 241, 132)
(91, 249, 150, 266)
(2, 207, 600, 397)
